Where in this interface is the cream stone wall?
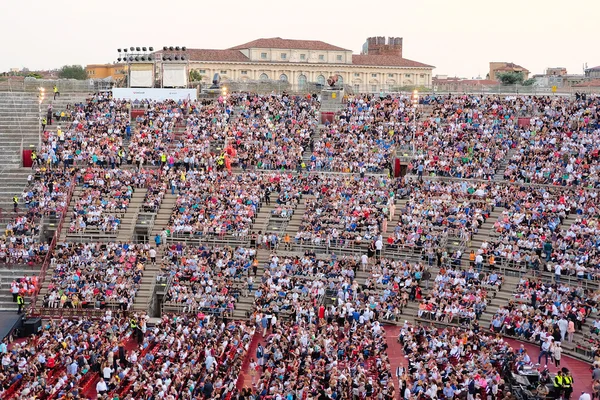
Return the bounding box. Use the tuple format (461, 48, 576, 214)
(182, 61, 432, 91)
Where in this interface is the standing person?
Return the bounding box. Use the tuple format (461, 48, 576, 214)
(475, 253, 484, 272)
(47, 104, 53, 125)
(13, 195, 18, 212)
(592, 379, 600, 400)
(553, 342, 562, 367)
(563, 370, 574, 400)
(553, 370, 564, 400)
(16, 294, 24, 314)
(567, 319, 576, 342)
(375, 236, 383, 260)
(53, 85, 59, 100)
(256, 343, 264, 371)
(539, 338, 552, 365)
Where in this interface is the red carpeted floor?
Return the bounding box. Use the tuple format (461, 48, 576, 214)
(384, 325, 405, 397)
(237, 330, 263, 391)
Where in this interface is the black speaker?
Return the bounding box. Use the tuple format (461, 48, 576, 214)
(23, 318, 41, 337)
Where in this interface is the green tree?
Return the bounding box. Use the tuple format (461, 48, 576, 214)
(522, 78, 536, 86)
(26, 72, 43, 79)
(58, 65, 87, 80)
(497, 71, 524, 85)
(189, 69, 203, 82)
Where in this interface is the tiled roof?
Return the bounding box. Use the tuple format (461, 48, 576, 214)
(155, 49, 249, 62)
(229, 37, 349, 51)
(573, 79, 600, 87)
(351, 55, 433, 68)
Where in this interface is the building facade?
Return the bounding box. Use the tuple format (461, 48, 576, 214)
(85, 64, 127, 81)
(489, 62, 529, 80)
(155, 37, 434, 92)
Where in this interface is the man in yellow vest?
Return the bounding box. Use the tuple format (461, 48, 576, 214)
(13, 196, 18, 212)
(553, 370, 564, 400)
(16, 294, 24, 314)
(53, 85, 59, 100)
(562, 369, 573, 400)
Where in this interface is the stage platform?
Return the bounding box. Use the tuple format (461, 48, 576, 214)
(0, 312, 23, 339)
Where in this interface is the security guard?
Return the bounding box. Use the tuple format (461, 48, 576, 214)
(13, 195, 18, 212)
(553, 369, 564, 400)
(41, 117, 47, 131)
(53, 85, 59, 100)
(130, 318, 137, 331)
(563, 370, 573, 400)
(16, 294, 24, 314)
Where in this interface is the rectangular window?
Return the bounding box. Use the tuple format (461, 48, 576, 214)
(420, 74, 425, 78)
(388, 73, 394, 78)
(260, 52, 267, 59)
(300, 54, 306, 60)
(371, 85, 377, 92)
(241, 70, 248, 75)
(199, 70, 206, 74)
(354, 73, 360, 77)
(371, 73, 377, 78)
(220, 70, 227, 74)
(336, 55, 343, 61)
(318, 54, 324, 61)
(281, 53, 287, 59)
(405, 73, 412, 77)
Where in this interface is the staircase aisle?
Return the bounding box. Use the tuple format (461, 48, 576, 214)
(116, 188, 148, 242)
(252, 194, 278, 235)
(459, 208, 503, 269)
(150, 193, 177, 237)
(493, 148, 515, 181)
(382, 198, 406, 239)
(284, 195, 310, 237)
(131, 245, 164, 312)
(231, 249, 269, 320)
(0, 169, 33, 211)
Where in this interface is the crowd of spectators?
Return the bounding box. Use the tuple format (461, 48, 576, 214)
(417, 265, 503, 324)
(0, 313, 254, 399)
(389, 180, 493, 251)
(42, 242, 148, 310)
(167, 171, 298, 237)
(248, 316, 394, 399)
(397, 323, 510, 400)
(491, 277, 594, 341)
(161, 244, 256, 316)
(295, 175, 397, 246)
(503, 96, 600, 186)
(310, 94, 405, 172)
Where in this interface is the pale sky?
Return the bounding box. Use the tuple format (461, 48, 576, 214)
(1, 0, 598, 77)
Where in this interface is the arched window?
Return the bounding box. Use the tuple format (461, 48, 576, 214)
(279, 74, 288, 82)
(337, 75, 344, 85)
(316, 75, 326, 86)
(259, 73, 269, 81)
(298, 74, 307, 88)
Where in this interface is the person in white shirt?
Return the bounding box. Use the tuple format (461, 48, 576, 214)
(361, 253, 368, 271)
(579, 393, 591, 400)
(96, 379, 108, 394)
(102, 365, 113, 380)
